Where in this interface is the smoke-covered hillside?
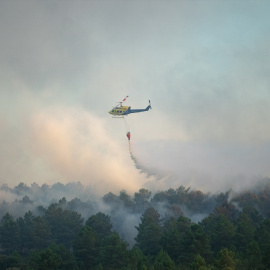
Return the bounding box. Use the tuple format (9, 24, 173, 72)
(1, 178, 270, 245)
(0, 178, 270, 269)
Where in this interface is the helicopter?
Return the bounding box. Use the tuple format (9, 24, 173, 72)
(108, 96, 151, 117)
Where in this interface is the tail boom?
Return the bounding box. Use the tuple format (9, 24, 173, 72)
(125, 100, 151, 115)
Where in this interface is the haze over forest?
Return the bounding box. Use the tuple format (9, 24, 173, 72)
(1, 178, 270, 247)
(1, 1, 270, 198)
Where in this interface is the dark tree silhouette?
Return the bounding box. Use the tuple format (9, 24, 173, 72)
(135, 207, 162, 255)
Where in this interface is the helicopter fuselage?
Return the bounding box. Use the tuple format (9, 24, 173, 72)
(108, 103, 151, 116)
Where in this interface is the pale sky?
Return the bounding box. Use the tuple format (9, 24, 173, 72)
(1, 0, 270, 194)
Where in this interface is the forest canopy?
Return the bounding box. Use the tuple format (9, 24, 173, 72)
(0, 178, 270, 269)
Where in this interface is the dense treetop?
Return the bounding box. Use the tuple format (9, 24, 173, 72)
(0, 178, 269, 269)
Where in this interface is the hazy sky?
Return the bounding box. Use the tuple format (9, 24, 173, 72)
(1, 0, 270, 194)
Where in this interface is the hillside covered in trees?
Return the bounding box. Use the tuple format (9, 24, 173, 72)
(0, 178, 270, 269)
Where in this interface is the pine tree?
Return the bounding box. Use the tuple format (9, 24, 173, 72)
(190, 254, 208, 270)
(86, 212, 113, 240)
(201, 214, 235, 254)
(256, 218, 270, 268)
(245, 240, 262, 270)
(160, 216, 191, 261)
(45, 203, 83, 248)
(102, 231, 128, 269)
(214, 248, 237, 270)
(179, 223, 212, 265)
(0, 213, 21, 254)
(135, 207, 162, 255)
(73, 225, 99, 269)
(154, 250, 175, 270)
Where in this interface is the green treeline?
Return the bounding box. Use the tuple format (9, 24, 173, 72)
(0, 180, 270, 269)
